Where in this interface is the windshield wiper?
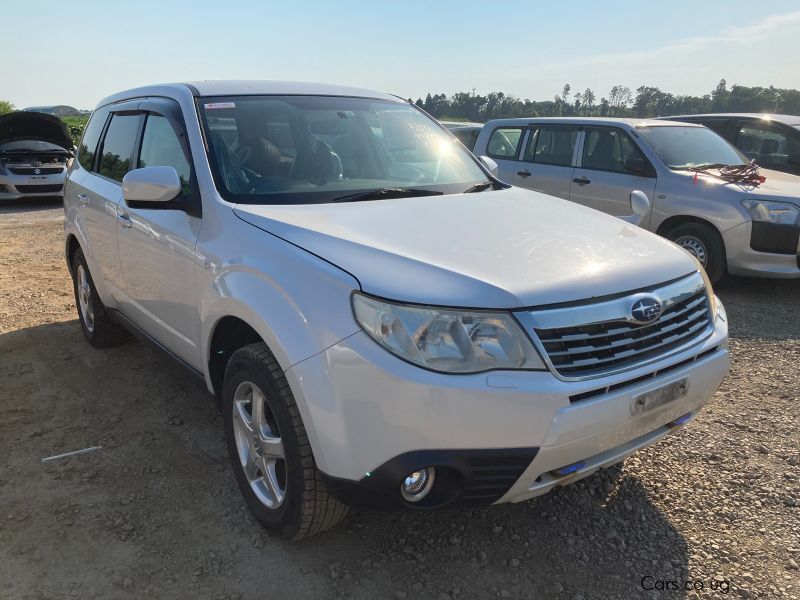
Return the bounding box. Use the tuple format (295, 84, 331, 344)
(463, 181, 494, 193)
(330, 187, 444, 203)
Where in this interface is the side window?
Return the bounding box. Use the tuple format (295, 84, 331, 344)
(737, 123, 798, 168)
(527, 126, 579, 167)
(582, 128, 645, 173)
(698, 119, 730, 136)
(486, 127, 522, 159)
(98, 114, 140, 182)
(77, 108, 109, 171)
(139, 114, 191, 192)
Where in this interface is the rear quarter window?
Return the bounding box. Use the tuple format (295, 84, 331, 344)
(77, 108, 110, 171)
(486, 127, 522, 159)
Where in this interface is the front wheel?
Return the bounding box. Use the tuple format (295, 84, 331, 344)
(666, 222, 726, 284)
(222, 343, 347, 540)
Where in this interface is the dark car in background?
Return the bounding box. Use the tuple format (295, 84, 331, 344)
(663, 113, 800, 176)
(440, 121, 483, 151)
(0, 111, 73, 203)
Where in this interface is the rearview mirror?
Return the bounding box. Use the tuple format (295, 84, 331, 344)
(478, 155, 499, 177)
(122, 166, 181, 204)
(624, 156, 647, 175)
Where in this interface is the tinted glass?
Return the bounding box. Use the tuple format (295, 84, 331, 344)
(98, 114, 140, 182)
(737, 123, 800, 169)
(486, 127, 522, 158)
(77, 108, 109, 171)
(527, 126, 578, 167)
(637, 126, 745, 170)
(201, 96, 488, 204)
(139, 114, 191, 192)
(582, 128, 644, 173)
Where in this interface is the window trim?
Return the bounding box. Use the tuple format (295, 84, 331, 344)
(484, 126, 525, 160)
(576, 125, 655, 178)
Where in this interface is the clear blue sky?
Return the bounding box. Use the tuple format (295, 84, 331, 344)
(4, 0, 799, 109)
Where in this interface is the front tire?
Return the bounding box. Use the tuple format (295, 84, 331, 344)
(222, 343, 347, 540)
(666, 222, 726, 284)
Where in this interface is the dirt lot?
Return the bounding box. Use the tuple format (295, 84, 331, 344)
(1, 199, 798, 600)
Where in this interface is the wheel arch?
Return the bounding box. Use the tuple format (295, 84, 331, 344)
(65, 233, 81, 276)
(656, 214, 724, 241)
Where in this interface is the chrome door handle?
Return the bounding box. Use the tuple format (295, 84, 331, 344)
(117, 212, 132, 228)
(516, 170, 531, 178)
(78, 193, 89, 206)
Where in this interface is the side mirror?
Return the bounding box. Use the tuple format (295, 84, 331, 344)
(478, 155, 499, 177)
(122, 166, 181, 204)
(619, 190, 651, 226)
(624, 156, 647, 175)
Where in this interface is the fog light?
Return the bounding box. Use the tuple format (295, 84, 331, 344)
(400, 467, 436, 502)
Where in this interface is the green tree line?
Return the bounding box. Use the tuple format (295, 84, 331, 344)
(414, 80, 800, 122)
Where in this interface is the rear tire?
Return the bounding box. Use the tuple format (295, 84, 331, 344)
(665, 222, 726, 284)
(71, 248, 128, 347)
(222, 342, 348, 540)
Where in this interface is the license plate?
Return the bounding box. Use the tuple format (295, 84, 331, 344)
(630, 378, 689, 415)
(28, 176, 48, 182)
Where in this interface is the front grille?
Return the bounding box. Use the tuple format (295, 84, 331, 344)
(14, 184, 63, 194)
(9, 167, 63, 175)
(534, 288, 712, 378)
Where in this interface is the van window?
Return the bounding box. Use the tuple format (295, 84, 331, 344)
(486, 127, 522, 158)
(525, 126, 579, 167)
(581, 128, 645, 173)
(77, 108, 109, 171)
(139, 114, 191, 191)
(98, 114, 140, 182)
(737, 123, 800, 169)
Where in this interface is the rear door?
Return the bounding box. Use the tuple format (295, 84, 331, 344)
(73, 102, 141, 298)
(115, 98, 203, 368)
(570, 126, 656, 216)
(481, 125, 525, 183)
(516, 124, 580, 200)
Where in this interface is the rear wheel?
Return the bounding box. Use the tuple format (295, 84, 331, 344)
(222, 343, 348, 540)
(666, 222, 726, 284)
(71, 248, 128, 347)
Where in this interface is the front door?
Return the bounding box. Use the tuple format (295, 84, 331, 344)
(569, 126, 656, 217)
(116, 103, 203, 368)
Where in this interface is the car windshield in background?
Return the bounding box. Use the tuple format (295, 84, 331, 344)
(200, 96, 489, 204)
(637, 126, 747, 170)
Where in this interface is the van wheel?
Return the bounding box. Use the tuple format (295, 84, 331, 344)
(666, 223, 726, 284)
(222, 343, 348, 540)
(71, 249, 128, 347)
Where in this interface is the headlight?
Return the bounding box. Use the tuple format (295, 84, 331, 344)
(697, 263, 718, 319)
(742, 199, 800, 225)
(352, 293, 545, 373)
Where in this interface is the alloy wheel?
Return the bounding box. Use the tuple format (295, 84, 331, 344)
(76, 264, 95, 333)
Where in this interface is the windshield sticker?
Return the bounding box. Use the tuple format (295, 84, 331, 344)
(204, 102, 236, 110)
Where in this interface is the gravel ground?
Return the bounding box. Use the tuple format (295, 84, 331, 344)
(0, 199, 798, 600)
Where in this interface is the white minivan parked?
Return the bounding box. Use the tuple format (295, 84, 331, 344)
(64, 82, 729, 539)
(473, 117, 800, 282)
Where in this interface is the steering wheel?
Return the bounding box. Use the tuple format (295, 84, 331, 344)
(212, 134, 250, 194)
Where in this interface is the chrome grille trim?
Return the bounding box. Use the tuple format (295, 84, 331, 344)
(514, 272, 714, 381)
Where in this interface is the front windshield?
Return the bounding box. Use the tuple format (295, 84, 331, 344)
(637, 125, 747, 170)
(200, 95, 489, 204)
(0, 140, 68, 152)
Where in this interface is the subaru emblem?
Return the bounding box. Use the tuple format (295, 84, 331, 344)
(631, 297, 663, 324)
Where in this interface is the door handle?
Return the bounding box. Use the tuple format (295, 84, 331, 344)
(572, 177, 591, 186)
(117, 212, 132, 228)
(78, 193, 89, 206)
(517, 170, 531, 178)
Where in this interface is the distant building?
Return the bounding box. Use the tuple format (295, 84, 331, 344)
(23, 105, 90, 117)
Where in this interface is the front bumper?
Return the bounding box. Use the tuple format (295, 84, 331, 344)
(723, 220, 800, 278)
(286, 306, 729, 509)
(0, 171, 65, 200)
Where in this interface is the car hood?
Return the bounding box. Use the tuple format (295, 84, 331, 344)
(233, 187, 697, 308)
(0, 111, 72, 150)
(686, 168, 800, 203)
